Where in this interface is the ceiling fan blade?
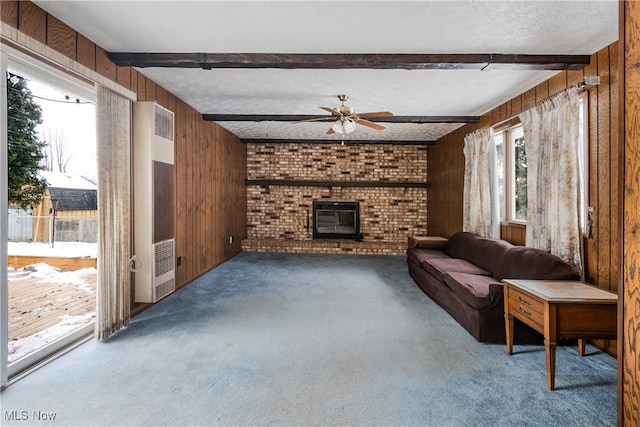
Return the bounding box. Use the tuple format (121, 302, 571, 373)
(326, 128, 336, 135)
(356, 119, 386, 131)
(357, 111, 394, 118)
(292, 116, 335, 123)
(319, 106, 340, 116)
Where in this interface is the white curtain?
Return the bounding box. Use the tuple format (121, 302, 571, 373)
(463, 128, 500, 238)
(95, 85, 132, 340)
(519, 87, 582, 273)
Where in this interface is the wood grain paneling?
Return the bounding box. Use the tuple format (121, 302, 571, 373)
(18, 2, 46, 44)
(548, 72, 567, 98)
(500, 222, 526, 246)
(511, 95, 522, 118)
(174, 99, 187, 286)
(46, 15, 76, 59)
(522, 88, 536, 111)
(0, 1, 18, 28)
(427, 125, 469, 236)
(609, 41, 620, 296)
(597, 48, 612, 291)
(567, 68, 585, 88)
(136, 71, 146, 101)
(428, 43, 621, 358)
(95, 46, 116, 81)
(155, 85, 168, 108)
(146, 79, 157, 102)
(622, 2, 640, 424)
(116, 66, 131, 91)
(76, 34, 96, 70)
(535, 80, 549, 100)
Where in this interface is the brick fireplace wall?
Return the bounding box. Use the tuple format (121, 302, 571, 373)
(244, 143, 428, 254)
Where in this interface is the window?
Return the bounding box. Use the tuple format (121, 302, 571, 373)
(512, 126, 527, 221)
(494, 123, 526, 222)
(494, 95, 588, 227)
(494, 132, 505, 221)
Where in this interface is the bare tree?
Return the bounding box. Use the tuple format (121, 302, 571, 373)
(43, 128, 72, 173)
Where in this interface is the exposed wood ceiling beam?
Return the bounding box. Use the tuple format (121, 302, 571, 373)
(204, 114, 479, 124)
(241, 139, 435, 145)
(108, 52, 590, 71)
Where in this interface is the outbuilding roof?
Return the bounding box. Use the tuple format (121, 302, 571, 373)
(41, 171, 97, 211)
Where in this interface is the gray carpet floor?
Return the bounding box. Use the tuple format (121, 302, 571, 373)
(1, 252, 617, 426)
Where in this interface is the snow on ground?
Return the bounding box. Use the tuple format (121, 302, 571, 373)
(8, 313, 95, 363)
(8, 261, 96, 364)
(22, 262, 97, 288)
(8, 241, 97, 258)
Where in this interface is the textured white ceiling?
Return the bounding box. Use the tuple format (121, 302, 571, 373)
(139, 68, 559, 117)
(35, 1, 619, 142)
(217, 121, 465, 142)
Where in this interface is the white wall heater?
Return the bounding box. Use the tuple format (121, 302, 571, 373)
(132, 101, 176, 303)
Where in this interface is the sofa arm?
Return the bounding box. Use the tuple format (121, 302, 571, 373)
(408, 236, 449, 250)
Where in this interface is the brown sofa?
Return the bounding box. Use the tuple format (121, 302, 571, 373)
(407, 232, 580, 343)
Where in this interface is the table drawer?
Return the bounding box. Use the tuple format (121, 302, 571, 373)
(509, 288, 544, 329)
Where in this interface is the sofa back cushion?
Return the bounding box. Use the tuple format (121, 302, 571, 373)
(422, 258, 491, 281)
(493, 245, 580, 281)
(444, 232, 513, 273)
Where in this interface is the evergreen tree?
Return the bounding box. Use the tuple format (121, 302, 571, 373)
(514, 135, 528, 219)
(7, 73, 47, 208)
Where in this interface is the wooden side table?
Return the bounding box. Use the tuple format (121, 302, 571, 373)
(503, 279, 617, 391)
(407, 236, 448, 249)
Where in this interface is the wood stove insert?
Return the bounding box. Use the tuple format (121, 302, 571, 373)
(313, 201, 362, 241)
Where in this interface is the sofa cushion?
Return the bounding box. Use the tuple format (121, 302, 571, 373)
(443, 232, 481, 259)
(422, 258, 491, 282)
(444, 232, 513, 273)
(443, 272, 504, 310)
(406, 248, 451, 265)
(493, 245, 580, 281)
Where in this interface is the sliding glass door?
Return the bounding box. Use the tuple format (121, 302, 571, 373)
(2, 46, 97, 385)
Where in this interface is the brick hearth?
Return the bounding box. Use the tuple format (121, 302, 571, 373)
(242, 239, 407, 256)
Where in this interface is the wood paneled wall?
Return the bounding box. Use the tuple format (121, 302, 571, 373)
(428, 43, 621, 354)
(499, 223, 526, 246)
(621, 2, 640, 424)
(1, 1, 247, 302)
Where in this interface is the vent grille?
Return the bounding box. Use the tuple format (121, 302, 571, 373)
(155, 278, 175, 301)
(154, 104, 174, 142)
(154, 239, 175, 278)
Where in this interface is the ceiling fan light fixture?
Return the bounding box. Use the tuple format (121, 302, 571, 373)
(343, 119, 357, 134)
(332, 118, 357, 134)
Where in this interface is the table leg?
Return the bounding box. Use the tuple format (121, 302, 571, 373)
(578, 339, 586, 356)
(504, 285, 514, 355)
(545, 338, 557, 391)
(505, 312, 514, 355)
(544, 303, 557, 391)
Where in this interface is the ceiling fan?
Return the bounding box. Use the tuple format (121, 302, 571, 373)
(296, 94, 394, 142)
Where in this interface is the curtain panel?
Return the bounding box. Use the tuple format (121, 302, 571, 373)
(95, 86, 132, 340)
(519, 87, 582, 273)
(463, 128, 500, 239)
